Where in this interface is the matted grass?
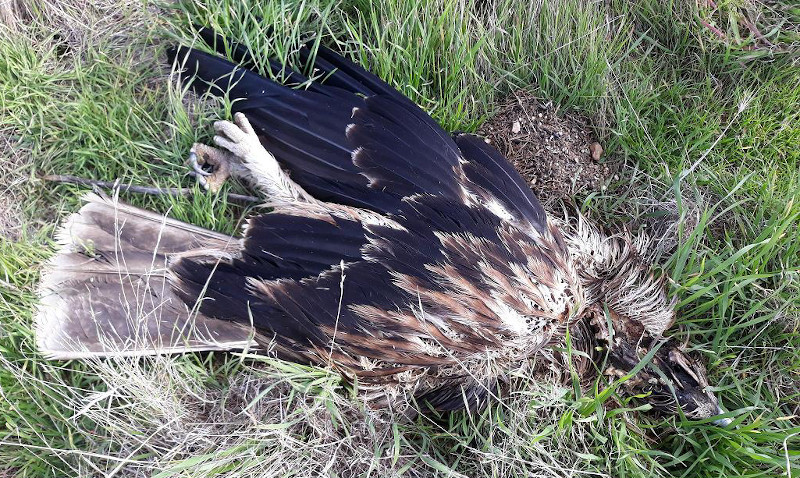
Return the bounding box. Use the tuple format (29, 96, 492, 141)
(0, 0, 798, 476)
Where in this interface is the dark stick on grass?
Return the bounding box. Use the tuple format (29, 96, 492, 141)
(41, 174, 261, 203)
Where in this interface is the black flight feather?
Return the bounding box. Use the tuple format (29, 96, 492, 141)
(167, 44, 467, 215)
(454, 133, 547, 232)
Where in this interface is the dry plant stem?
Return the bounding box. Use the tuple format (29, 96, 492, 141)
(41, 174, 260, 203)
(700, 19, 727, 40)
(741, 16, 775, 48)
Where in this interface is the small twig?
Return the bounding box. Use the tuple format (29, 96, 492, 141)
(699, 17, 757, 51)
(741, 16, 775, 48)
(41, 174, 260, 203)
(700, 19, 727, 40)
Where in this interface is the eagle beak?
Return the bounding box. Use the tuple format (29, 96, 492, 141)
(712, 405, 733, 427)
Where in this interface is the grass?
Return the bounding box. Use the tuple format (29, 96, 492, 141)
(0, 0, 798, 476)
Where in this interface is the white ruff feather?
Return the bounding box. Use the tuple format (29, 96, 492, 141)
(560, 214, 676, 336)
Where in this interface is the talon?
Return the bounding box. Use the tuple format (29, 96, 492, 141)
(188, 151, 212, 177)
(189, 171, 209, 190)
(187, 142, 234, 194)
(185, 114, 266, 196)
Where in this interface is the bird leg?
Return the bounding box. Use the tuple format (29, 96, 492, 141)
(188, 143, 237, 193)
(190, 112, 315, 205)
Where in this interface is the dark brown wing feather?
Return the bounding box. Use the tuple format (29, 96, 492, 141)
(171, 193, 581, 404)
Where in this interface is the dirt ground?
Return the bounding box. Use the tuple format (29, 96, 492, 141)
(477, 90, 614, 202)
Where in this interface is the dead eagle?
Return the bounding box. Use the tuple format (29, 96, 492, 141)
(35, 29, 727, 422)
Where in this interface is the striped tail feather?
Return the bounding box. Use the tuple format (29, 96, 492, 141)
(35, 193, 257, 359)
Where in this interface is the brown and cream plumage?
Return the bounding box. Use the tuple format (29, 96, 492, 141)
(35, 28, 727, 421)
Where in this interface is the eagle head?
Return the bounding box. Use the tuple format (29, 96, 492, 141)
(563, 217, 728, 424)
(594, 309, 725, 423)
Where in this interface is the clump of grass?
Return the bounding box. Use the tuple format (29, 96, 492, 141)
(696, 0, 800, 59)
(330, 0, 626, 129)
(0, 345, 437, 477)
(0, 132, 29, 240)
(173, 0, 626, 131)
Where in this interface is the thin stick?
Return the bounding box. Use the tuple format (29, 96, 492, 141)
(41, 174, 260, 203)
(700, 19, 727, 41)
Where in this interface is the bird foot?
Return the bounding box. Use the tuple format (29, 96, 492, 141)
(187, 142, 234, 193)
(189, 112, 299, 202)
(188, 113, 265, 194)
(211, 112, 263, 160)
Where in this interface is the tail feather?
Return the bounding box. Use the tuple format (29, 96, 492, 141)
(57, 194, 233, 253)
(36, 193, 257, 359)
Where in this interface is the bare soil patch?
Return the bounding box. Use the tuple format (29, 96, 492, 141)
(478, 90, 615, 202)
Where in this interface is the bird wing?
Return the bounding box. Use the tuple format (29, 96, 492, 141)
(169, 45, 464, 214)
(170, 34, 552, 231)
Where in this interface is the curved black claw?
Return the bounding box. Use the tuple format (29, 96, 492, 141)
(187, 148, 213, 190)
